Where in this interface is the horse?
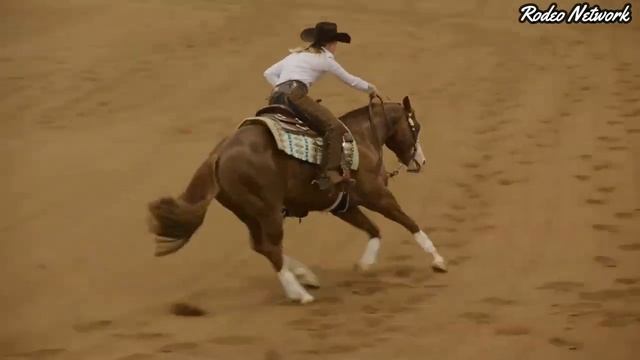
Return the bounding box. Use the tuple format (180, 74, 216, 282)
(147, 95, 447, 304)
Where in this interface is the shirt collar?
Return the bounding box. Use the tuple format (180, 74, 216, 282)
(321, 47, 335, 59)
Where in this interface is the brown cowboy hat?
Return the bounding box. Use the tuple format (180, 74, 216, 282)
(300, 22, 351, 44)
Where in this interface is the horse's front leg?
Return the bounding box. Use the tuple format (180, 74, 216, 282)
(362, 188, 447, 272)
(333, 206, 381, 271)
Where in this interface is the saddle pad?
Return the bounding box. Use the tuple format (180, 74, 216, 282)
(239, 116, 359, 170)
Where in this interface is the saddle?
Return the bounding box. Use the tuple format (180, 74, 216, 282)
(243, 104, 359, 216)
(255, 104, 316, 136)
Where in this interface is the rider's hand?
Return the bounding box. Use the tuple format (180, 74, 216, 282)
(367, 84, 379, 98)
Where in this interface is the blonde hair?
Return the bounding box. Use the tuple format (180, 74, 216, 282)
(288, 45, 323, 54)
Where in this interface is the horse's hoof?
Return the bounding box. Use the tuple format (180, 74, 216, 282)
(154, 236, 188, 257)
(299, 293, 315, 304)
(354, 262, 374, 272)
(292, 269, 320, 289)
(432, 259, 448, 273)
(299, 277, 320, 289)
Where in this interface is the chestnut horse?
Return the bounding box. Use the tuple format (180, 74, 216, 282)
(147, 96, 446, 304)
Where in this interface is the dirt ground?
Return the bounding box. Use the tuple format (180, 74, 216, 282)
(2, 0, 639, 359)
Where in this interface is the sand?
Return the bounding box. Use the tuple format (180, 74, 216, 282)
(2, 0, 639, 359)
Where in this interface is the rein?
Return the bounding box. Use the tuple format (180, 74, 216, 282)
(366, 94, 420, 179)
(367, 94, 385, 152)
(367, 95, 403, 179)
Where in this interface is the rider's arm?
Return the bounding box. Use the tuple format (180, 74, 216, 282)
(325, 55, 373, 93)
(264, 59, 284, 87)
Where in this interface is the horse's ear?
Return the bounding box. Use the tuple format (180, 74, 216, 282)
(402, 96, 412, 112)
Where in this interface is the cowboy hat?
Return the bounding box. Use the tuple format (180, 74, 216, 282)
(300, 22, 351, 44)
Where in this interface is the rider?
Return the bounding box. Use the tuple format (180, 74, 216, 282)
(263, 22, 378, 190)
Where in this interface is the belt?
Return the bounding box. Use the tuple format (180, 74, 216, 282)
(273, 80, 308, 94)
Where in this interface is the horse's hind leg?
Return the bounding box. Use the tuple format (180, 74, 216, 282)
(256, 211, 315, 304)
(333, 206, 381, 271)
(363, 188, 447, 272)
(283, 255, 320, 289)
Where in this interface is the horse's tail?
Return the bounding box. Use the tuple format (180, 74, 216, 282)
(147, 138, 227, 256)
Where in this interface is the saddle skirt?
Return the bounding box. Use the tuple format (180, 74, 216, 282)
(238, 112, 359, 171)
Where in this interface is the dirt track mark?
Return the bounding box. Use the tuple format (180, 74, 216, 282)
(591, 224, 619, 233)
(614, 212, 634, 219)
(598, 311, 640, 327)
(586, 199, 607, 205)
(593, 256, 617, 268)
(548, 337, 583, 350)
(481, 297, 517, 306)
(460, 312, 494, 324)
(621, 106, 640, 118)
(300, 343, 361, 355)
(596, 136, 620, 143)
(116, 354, 155, 360)
(6, 348, 67, 359)
(169, 302, 207, 317)
(72, 320, 112, 333)
(450, 203, 467, 211)
(264, 349, 283, 360)
(580, 287, 640, 301)
(210, 335, 261, 346)
(619, 243, 640, 251)
(497, 178, 527, 186)
(551, 301, 602, 315)
(448, 255, 471, 267)
(537, 281, 584, 292)
(157, 342, 198, 353)
(112, 332, 171, 340)
(404, 293, 435, 306)
(392, 265, 416, 279)
(518, 159, 534, 166)
(574, 175, 590, 181)
(388, 254, 412, 262)
(426, 226, 457, 234)
(596, 186, 616, 194)
(442, 213, 466, 223)
(593, 162, 613, 171)
(616, 278, 640, 285)
(494, 325, 531, 336)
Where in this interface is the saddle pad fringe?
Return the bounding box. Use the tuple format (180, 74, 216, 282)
(239, 116, 359, 170)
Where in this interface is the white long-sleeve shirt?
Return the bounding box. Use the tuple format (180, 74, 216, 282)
(264, 48, 371, 92)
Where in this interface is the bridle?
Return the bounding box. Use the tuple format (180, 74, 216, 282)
(367, 94, 421, 178)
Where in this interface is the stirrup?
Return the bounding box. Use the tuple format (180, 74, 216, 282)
(312, 172, 354, 190)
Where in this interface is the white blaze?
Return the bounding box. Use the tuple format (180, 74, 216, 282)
(407, 142, 426, 171)
(414, 143, 426, 165)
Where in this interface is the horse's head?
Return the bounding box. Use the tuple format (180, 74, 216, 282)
(385, 96, 426, 173)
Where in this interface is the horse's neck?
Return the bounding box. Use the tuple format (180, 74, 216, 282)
(342, 105, 390, 149)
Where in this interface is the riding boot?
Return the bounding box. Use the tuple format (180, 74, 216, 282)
(286, 87, 353, 190)
(314, 124, 351, 190)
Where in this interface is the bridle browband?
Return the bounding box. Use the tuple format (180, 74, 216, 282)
(367, 95, 420, 178)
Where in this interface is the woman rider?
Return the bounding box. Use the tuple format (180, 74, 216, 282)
(263, 22, 378, 190)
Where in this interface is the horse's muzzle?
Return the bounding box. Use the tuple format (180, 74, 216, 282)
(407, 143, 426, 173)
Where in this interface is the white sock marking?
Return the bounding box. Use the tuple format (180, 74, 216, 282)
(414, 230, 436, 253)
(277, 259, 314, 303)
(359, 237, 381, 266)
(284, 255, 320, 287)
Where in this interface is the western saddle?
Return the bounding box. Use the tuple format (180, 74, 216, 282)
(254, 104, 317, 136)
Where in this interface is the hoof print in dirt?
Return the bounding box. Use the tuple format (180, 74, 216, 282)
(169, 302, 207, 317)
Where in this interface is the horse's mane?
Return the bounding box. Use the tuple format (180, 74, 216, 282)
(339, 102, 402, 123)
(339, 104, 370, 122)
